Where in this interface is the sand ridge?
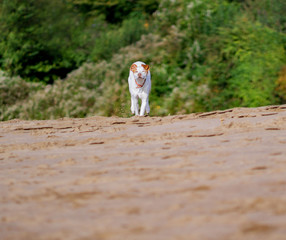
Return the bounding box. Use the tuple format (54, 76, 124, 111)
(1, 105, 286, 239)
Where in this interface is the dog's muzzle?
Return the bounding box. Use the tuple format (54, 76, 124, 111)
(134, 76, 147, 88)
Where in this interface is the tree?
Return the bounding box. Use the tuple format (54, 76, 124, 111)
(68, 0, 159, 24)
(0, 0, 89, 83)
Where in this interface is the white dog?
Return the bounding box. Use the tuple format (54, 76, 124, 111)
(128, 61, 151, 116)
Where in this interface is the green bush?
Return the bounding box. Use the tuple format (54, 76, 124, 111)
(276, 66, 286, 102)
(244, 0, 286, 33)
(204, 16, 286, 110)
(0, 0, 93, 83)
(91, 17, 149, 62)
(0, 71, 44, 120)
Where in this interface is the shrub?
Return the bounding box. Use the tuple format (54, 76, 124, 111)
(0, 0, 92, 83)
(0, 71, 44, 120)
(276, 66, 286, 102)
(204, 16, 286, 109)
(91, 17, 149, 62)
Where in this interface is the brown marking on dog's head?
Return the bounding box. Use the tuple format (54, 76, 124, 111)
(130, 64, 137, 73)
(142, 64, 150, 72)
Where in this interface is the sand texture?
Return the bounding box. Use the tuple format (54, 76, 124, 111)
(1, 105, 286, 240)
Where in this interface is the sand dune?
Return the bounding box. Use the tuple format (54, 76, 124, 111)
(1, 105, 286, 240)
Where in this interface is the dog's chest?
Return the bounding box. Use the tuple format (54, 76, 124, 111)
(130, 84, 146, 97)
(129, 74, 150, 96)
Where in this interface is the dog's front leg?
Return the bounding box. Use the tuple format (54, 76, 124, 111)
(132, 95, 139, 116)
(130, 97, 135, 114)
(140, 98, 148, 116)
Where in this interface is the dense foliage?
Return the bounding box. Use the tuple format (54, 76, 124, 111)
(0, 0, 88, 83)
(0, 0, 285, 120)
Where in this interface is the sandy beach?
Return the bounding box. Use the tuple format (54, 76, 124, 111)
(1, 105, 286, 240)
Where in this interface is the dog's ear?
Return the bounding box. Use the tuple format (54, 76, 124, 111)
(130, 64, 137, 73)
(142, 64, 150, 71)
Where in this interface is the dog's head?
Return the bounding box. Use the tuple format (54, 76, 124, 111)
(130, 62, 150, 81)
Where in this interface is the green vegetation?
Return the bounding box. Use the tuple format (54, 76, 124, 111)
(0, 0, 285, 120)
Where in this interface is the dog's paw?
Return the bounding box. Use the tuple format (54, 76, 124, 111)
(139, 113, 149, 117)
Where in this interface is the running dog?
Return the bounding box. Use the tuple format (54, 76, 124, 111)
(128, 61, 151, 116)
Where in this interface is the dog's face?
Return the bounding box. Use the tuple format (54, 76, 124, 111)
(130, 63, 150, 81)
